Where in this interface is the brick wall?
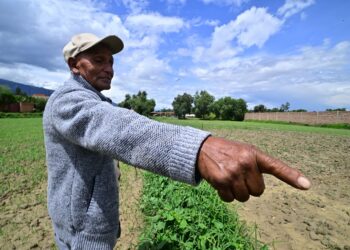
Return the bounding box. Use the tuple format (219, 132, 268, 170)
(0, 102, 34, 113)
(19, 102, 34, 112)
(244, 111, 350, 125)
(0, 103, 20, 112)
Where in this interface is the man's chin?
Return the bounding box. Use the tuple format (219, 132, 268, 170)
(94, 81, 111, 91)
(101, 85, 111, 91)
(101, 80, 112, 87)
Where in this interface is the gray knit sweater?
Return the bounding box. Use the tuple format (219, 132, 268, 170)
(43, 74, 210, 249)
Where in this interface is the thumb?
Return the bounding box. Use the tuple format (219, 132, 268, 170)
(256, 150, 311, 190)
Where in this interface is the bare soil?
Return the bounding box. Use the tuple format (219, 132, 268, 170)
(116, 165, 144, 250)
(0, 181, 55, 249)
(213, 129, 350, 250)
(0, 164, 144, 250)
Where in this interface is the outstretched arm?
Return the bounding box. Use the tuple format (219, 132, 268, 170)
(197, 136, 311, 202)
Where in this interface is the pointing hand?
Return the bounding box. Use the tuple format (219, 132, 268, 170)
(198, 136, 311, 202)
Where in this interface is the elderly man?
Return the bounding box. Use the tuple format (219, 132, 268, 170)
(43, 33, 311, 250)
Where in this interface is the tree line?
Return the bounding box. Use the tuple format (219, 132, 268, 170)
(0, 85, 47, 112)
(4, 84, 345, 118)
(118, 90, 248, 121)
(252, 102, 297, 112)
(252, 103, 347, 113)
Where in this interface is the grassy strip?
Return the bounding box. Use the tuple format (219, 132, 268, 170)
(138, 173, 267, 250)
(0, 112, 43, 118)
(153, 117, 350, 136)
(245, 119, 350, 130)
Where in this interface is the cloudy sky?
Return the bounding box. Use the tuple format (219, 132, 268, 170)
(0, 0, 349, 111)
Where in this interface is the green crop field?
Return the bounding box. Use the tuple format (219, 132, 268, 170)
(0, 118, 46, 198)
(1, 117, 349, 249)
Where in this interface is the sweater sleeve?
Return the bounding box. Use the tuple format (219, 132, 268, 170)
(49, 88, 210, 185)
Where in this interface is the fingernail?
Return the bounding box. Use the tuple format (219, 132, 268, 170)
(297, 176, 311, 189)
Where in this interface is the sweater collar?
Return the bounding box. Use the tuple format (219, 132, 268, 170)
(70, 74, 112, 103)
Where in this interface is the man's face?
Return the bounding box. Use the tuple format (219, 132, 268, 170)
(69, 45, 114, 92)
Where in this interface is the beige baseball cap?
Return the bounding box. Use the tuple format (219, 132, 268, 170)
(63, 33, 124, 62)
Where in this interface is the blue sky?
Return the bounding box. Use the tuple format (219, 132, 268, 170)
(0, 0, 349, 111)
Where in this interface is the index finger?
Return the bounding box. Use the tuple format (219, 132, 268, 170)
(256, 150, 311, 190)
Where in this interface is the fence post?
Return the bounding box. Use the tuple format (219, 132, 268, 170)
(316, 112, 319, 124)
(337, 111, 339, 123)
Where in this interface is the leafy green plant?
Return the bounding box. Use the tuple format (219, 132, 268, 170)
(138, 173, 267, 249)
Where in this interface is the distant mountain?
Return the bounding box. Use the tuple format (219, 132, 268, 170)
(0, 78, 54, 96)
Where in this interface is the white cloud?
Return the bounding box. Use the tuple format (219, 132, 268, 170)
(190, 17, 220, 27)
(0, 0, 180, 107)
(122, 50, 171, 81)
(0, 62, 68, 90)
(127, 35, 160, 49)
(233, 7, 283, 48)
(277, 0, 315, 19)
(0, 0, 347, 111)
(112, 40, 350, 111)
(201, 0, 249, 7)
(125, 13, 185, 35)
(184, 41, 350, 110)
(280, 82, 350, 109)
(195, 41, 350, 84)
(190, 7, 282, 63)
(121, 0, 149, 14)
(0, 0, 129, 69)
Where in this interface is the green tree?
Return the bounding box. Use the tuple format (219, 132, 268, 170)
(118, 91, 156, 116)
(210, 97, 247, 121)
(253, 104, 267, 112)
(234, 98, 248, 121)
(172, 93, 193, 119)
(268, 107, 280, 112)
(33, 97, 47, 112)
(326, 108, 346, 111)
(291, 109, 307, 112)
(118, 94, 132, 109)
(280, 102, 290, 112)
(158, 108, 173, 112)
(0, 85, 16, 104)
(210, 97, 235, 120)
(193, 90, 215, 119)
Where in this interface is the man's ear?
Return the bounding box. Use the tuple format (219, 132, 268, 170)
(68, 57, 80, 74)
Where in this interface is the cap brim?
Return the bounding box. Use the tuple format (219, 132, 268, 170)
(98, 35, 124, 54)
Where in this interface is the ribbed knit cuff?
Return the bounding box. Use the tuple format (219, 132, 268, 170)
(74, 231, 117, 250)
(168, 127, 211, 185)
(53, 223, 118, 250)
